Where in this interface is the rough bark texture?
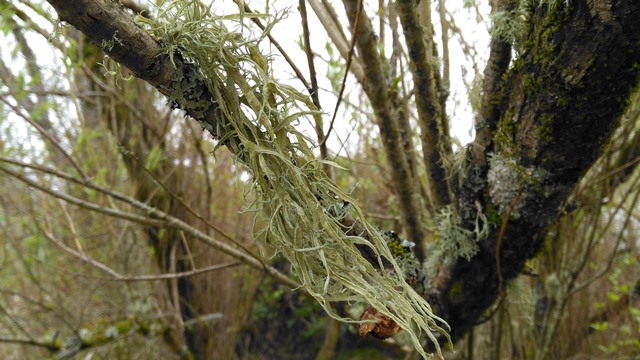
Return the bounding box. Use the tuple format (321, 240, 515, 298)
(47, 0, 224, 136)
(443, 0, 640, 342)
(397, 0, 452, 208)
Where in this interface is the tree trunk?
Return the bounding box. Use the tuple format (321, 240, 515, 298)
(443, 0, 640, 342)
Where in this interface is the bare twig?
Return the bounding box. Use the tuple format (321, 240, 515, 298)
(307, 0, 365, 83)
(124, 150, 267, 270)
(341, 0, 427, 261)
(495, 188, 523, 298)
(0, 94, 88, 180)
(322, 0, 362, 149)
(232, 0, 311, 91)
(299, 0, 330, 174)
(0, 163, 166, 227)
(437, 0, 450, 92)
(0, 157, 303, 292)
(0, 336, 58, 351)
(470, 0, 517, 164)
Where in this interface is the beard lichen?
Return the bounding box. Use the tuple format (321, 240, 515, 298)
(138, 0, 450, 357)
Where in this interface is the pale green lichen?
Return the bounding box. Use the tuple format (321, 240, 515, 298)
(487, 153, 548, 217)
(136, 0, 450, 357)
(426, 203, 490, 277)
(490, 10, 527, 46)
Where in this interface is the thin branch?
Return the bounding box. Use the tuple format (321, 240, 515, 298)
(0, 157, 303, 292)
(124, 151, 267, 270)
(299, 0, 330, 173)
(0, 87, 88, 180)
(232, 0, 311, 92)
(388, 2, 422, 199)
(2, 0, 65, 51)
(307, 0, 365, 84)
(446, 11, 480, 80)
(341, 0, 427, 261)
(0, 163, 166, 227)
(437, 0, 450, 92)
(0, 336, 57, 351)
(495, 188, 523, 298)
(396, 0, 452, 209)
(321, 0, 362, 149)
(470, 0, 517, 165)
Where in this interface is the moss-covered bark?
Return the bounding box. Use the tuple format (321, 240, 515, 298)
(443, 0, 640, 343)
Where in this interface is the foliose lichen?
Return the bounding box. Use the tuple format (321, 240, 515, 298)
(487, 153, 548, 217)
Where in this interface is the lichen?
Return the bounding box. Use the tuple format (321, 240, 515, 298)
(487, 153, 549, 216)
(426, 203, 490, 277)
(135, 1, 450, 357)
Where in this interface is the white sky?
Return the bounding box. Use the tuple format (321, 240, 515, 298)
(1, 0, 491, 160)
(212, 0, 491, 155)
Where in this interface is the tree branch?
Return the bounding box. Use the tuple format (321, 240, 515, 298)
(396, 0, 452, 209)
(341, 0, 428, 261)
(470, 0, 517, 165)
(0, 157, 303, 292)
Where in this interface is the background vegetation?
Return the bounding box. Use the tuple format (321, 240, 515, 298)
(0, 0, 639, 359)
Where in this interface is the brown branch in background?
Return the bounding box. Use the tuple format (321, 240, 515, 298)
(0, 163, 168, 227)
(299, 0, 322, 110)
(120, 0, 150, 18)
(299, 0, 330, 174)
(124, 151, 266, 269)
(322, 0, 363, 149)
(1, 99, 89, 180)
(341, 0, 427, 262)
(388, 3, 422, 198)
(187, 120, 213, 229)
(495, 188, 522, 298)
(41, 224, 240, 281)
(1, 0, 65, 50)
(169, 241, 185, 328)
(0, 337, 58, 351)
(0, 157, 303, 292)
(307, 0, 365, 84)
(396, 0, 452, 209)
(446, 11, 480, 79)
(437, 0, 450, 92)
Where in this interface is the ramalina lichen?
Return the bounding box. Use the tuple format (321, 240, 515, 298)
(137, 0, 450, 357)
(426, 203, 490, 278)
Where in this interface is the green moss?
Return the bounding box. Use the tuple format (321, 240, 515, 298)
(537, 113, 555, 144)
(448, 280, 464, 303)
(486, 203, 503, 224)
(385, 231, 412, 259)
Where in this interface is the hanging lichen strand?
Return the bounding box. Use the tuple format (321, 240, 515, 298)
(137, 0, 449, 357)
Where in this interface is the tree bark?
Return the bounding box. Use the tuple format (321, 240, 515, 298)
(444, 0, 640, 342)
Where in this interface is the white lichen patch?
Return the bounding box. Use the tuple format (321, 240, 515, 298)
(487, 153, 548, 217)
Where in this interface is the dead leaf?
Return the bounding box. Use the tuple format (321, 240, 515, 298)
(358, 305, 401, 339)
